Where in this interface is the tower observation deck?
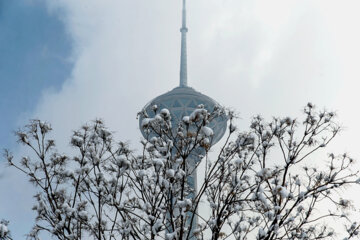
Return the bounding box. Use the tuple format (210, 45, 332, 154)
(139, 0, 227, 148)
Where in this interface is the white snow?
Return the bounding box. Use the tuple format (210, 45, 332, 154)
(256, 168, 272, 180)
(141, 118, 150, 127)
(275, 186, 289, 198)
(233, 158, 244, 167)
(182, 116, 190, 124)
(201, 126, 214, 137)
(0, 224, 9, 238)
(160, 108, 170, 118)
(152, 158, 164, 169)
(166, 169, 175, 178)
(165, 232, 177, 239)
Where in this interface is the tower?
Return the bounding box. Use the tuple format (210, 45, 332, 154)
(139, 0, 228, 237)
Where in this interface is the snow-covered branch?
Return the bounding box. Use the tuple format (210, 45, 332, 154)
(5, 103, 360, 240)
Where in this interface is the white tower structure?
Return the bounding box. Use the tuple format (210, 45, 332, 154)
(139, 0, 228, 237)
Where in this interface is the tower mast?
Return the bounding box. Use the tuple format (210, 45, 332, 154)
(179, 0, 188, 87)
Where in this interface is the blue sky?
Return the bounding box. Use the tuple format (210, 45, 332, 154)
(0, 0, 72, 149)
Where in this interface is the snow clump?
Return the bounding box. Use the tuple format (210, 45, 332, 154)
(201, 126, 214, 137)
(0, 223, 9, 238)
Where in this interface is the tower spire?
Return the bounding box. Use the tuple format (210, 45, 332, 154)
(179, 0, 188, 87)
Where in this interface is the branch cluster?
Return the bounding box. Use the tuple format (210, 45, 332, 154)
(5, 103, 360, 240)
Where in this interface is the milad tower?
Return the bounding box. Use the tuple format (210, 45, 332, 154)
(139, 0, 228, 237)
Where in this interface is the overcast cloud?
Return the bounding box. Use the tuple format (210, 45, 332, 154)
(3, 0, 360, 238)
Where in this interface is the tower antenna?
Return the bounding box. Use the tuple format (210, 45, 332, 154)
(179, 0, 188, 87)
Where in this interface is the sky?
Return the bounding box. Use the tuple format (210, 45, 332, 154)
(0, 0, 72, 150)
(2, 0, 360, 238)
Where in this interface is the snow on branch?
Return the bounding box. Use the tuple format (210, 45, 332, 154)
(4, 104, 360, 240)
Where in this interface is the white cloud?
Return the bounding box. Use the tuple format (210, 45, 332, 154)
(38, 0, 360, 146)
(4, 0, 360, 237)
